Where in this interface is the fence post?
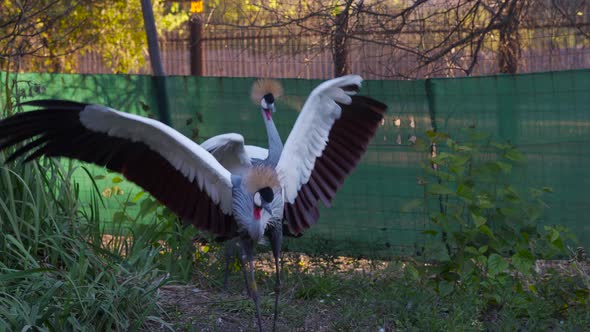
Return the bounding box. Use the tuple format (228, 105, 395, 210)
(190, 15, 204, 76)
(140, 0, 171, 125)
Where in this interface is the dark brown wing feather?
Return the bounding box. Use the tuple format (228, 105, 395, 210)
(284, 95, 386, 235)
(0, 100, 237, 238)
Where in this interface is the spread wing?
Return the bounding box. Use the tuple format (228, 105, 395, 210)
(276, 76, 387, 234)
(0, 100, 238, 237)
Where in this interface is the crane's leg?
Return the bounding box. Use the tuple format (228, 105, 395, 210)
(268, 223, 283, 332)
(240, 238, 263, 332)
(222, 240, 234, 291)
(236, 241, 252, 297)
(224, 239, 250, 295)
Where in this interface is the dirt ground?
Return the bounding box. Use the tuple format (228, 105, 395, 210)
(144, 252, 589, 332)
(144, 253, 392, 331)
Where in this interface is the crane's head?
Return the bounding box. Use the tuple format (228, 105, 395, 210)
(231, 165, 283, 242)
(251, 79, 283, 121)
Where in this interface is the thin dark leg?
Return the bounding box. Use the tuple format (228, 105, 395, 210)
(269, 223, 283, 332)
(237, 241, 252, 297)
(241, 238, 263, 332)
(222, 240, 235, 291)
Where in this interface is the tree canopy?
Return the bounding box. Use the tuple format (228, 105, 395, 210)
(0, 0, 188, 73)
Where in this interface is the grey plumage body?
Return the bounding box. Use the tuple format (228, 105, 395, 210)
(203, 89, 285, 331)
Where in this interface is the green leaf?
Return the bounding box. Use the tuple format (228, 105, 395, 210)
(93, 175, 106, 180)
(511, 250, 535, 274)
(528, 284, 537, 294)
(432, 152, 453, 164)
(428, 183, 455, 195)
(132, 191, 145, 202)
(457, 184, 474, 200)
(479, 245, 488, 254)
(454, 144, 473, 153)
(546, 227, 560, 243)
(479, 225, 495, 238)
(488, 254, 509, 277)
(491, 142, 512, 150)
(476, 195, 494, 209)
(472, 214, 487, 227)
(505, 148, 525, 162)
(112, 176, 124, 183)
(465, 246, 479, 255)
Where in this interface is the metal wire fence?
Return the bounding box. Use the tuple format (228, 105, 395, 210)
(63, 24, 590, 80)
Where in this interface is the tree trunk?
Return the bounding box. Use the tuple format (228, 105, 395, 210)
(332, 11, 349, 77)
(498, 0, 522, 74)
(189, 15, 204, 76)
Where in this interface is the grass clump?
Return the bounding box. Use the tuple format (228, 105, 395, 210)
(0, 158, 174, 331)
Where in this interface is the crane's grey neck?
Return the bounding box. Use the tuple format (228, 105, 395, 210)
(262, 110, 283, 166)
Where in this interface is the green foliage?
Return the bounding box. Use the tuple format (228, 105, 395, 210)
(0, 1, 189, 73)
(403, 128, 586, 318)
(414, 129, 569, 265)
(0, 157, 166, 330)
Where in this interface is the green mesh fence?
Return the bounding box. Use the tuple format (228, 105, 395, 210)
(1, 70, 589, 258)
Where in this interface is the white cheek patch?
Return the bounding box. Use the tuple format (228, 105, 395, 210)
(254, 192, 262, 207)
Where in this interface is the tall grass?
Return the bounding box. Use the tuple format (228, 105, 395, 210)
(0, 156, 176, 331)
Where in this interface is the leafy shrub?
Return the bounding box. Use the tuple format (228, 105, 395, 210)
(408, 129, 581, 300)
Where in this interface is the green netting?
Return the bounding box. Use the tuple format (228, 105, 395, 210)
(1, 70, 589, 258)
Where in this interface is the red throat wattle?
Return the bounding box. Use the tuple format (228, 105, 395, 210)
(253, 206, 262, 220)
(264, 109, 272, 120)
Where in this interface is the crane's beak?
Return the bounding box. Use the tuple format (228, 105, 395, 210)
(262, 202, 273, 215)
(263, 104, 275, 120)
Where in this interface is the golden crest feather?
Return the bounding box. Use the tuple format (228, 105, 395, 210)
(250, 79, 284, 104)
(245, 165, 281, 193)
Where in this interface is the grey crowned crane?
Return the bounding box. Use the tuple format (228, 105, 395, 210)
(0, 74, 386, 331)
(197, 75, 386, 330)
(201, 79, 285, 329)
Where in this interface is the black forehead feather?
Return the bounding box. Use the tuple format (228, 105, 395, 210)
(263, 93, 274, 104)
(258, 187, 274, 203)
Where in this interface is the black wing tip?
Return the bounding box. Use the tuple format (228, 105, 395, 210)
(342, 84, 361, 93)
(18, 99, 89, 111)
(351, 95, 388, 114)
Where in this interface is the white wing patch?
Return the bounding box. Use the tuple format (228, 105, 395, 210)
(244, 145, 269, 160)
(276, 75, 362, 203)
(201, 133, 252, 176)
(79, 104, 233, 213)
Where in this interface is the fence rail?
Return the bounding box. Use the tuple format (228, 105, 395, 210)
(61, 24, 590, 79)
